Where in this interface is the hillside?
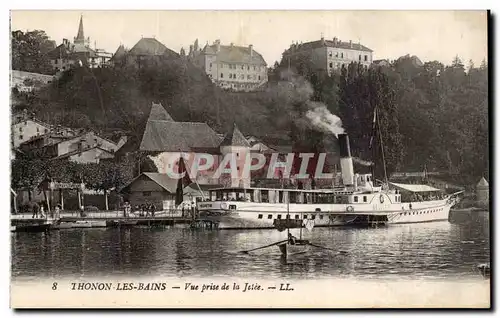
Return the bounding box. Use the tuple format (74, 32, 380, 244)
(15, 60, 292, 140)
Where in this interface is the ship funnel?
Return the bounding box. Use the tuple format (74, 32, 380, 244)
(338, 134, 354, 186)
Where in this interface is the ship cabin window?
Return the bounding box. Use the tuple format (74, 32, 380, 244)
(289, 192, 298, 203)
(286, 214, 291, 219)
(258, 214, 263, 219)
(354, 196, 358, 203)
(319, 215, 324, 220)
(314, 193, 333, 204)
(295, 215, 300, 219)
(303, 214, 308, 219)
(363, 196, 367, 202)
(334, 195, 349, 204)
(311, 215, 316, 220)
(305, 193, 312, 204)
(278, 191, 284, 203)
(267, 214, 273, 219)
(261, 190, 269, 203)
(277, 214, 282, 219)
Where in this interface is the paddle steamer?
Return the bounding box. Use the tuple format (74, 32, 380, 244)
(196, 134, 461, 229)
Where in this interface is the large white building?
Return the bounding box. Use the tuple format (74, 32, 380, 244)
(187, 39, 268, 92)
(11, 118, 51, 148)
(282, 36, 374, 73)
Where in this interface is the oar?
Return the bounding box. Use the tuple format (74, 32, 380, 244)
(240, 239, 288, 254)
(307, 242, 348, 254)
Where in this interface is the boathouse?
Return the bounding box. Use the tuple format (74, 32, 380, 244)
(120, 173, 179, 211)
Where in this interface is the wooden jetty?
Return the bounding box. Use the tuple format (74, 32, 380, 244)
(11, 217, 58, 232)
(59, 216, 192, 227)
(11, 214, 193, 232)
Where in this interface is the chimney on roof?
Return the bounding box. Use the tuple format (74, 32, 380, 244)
(215, 39, 221, 52)
(249, 44, 253, 57)
(350, 40, 353, 48)
(230, 42, 234, 47)
(333, 37, 338, 45)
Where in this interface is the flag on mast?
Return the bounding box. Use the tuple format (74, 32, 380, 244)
(175, 155, 192, 206)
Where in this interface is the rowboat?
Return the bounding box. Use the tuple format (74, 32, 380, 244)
(277, 238, 310, 257)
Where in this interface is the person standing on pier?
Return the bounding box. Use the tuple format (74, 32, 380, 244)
(39, 204, 46, 219)
(31, 202, 40, 218)
(123, 201, 131, 218)
(149, 203, 156, 218)
(55, 204, 61, 219)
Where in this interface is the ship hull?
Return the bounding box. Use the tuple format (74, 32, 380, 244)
(197, 200, 453, 229)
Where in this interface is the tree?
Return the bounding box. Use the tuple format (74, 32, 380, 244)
(338, 65, 404, 179)
(11, 30, 55, 74)
(11, 157, 46, 200)
(467, 59, 475, 73)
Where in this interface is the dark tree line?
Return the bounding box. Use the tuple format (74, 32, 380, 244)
(10, 153, 143, 201)
(11, 30, 55, 74)
(273, 53, 488, 185)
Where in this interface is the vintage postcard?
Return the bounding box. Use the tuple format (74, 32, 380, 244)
(9, 10, 490, 308)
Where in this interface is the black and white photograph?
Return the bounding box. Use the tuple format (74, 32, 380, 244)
(8, 9, 490, 308)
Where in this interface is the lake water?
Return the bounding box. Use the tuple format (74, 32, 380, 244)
(11, 212, 490, 281)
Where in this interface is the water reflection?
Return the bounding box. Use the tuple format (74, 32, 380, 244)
(11, 213, 490, 280)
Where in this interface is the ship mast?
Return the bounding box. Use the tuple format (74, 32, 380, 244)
(373, 106, 388, 185)
(286, 191, 290, 239)
(299, 195, 303, 240)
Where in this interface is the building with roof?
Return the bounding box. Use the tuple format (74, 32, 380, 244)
(111, 37, 179, 68)
(219, 123, 252, 188)
(282, 36, 374, 73)
(19, 129, 120, 164)
(246, 135, 274, 153)
(187, 39, 268, 92)
(11, 118, 51, 148)
(51, 145, 115, 164)
(46, 16, 111, 73)
(372, 59, 391, 67)
(119, 172, 181, 212)
(120, 102, 256, 187)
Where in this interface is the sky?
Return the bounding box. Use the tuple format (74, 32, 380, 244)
(10, 10, 488, 67)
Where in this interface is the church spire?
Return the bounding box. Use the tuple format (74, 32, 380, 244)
(74, 15, 85, 45)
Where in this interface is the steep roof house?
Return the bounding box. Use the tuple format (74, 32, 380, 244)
(119, 37, 180, 68)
